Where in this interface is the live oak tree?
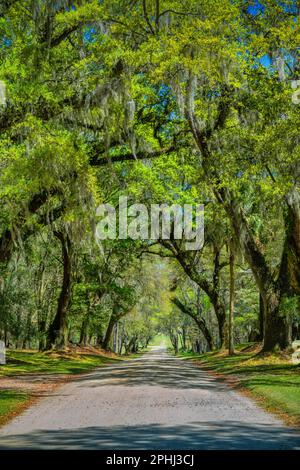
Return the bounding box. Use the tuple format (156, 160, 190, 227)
(0, 1, 299, 352)
(81, 0, 299, 351)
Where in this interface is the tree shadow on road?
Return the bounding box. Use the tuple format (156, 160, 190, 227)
(0, 421, 299, 450)
(72, 355, 229, 391)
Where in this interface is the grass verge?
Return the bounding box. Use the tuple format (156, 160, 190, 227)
(0, 348, 121, 425)
(0, 390, 31, 426)
(1, 349, 121, 377)
(178, 344, 300, 426)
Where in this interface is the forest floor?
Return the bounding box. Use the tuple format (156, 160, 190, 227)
(178, 343, 300, 427)
(0, 347, 122, 425)
(0, 346, 299, 449)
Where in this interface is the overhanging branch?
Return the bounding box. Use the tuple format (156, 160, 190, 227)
(90, 145, 178, 166)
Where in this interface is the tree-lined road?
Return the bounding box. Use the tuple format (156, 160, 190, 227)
(0, 347, 299, 449)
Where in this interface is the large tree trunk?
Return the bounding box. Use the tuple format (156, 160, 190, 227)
(79, 306, 90, 346)
(102, 317, 115, 351)
(205, 178, 288, 351)
(258, 294, 264, 342)
(224, 196, 289, 351)
(262, 289, 289, 351)
(228, 243, 235, 355)
(102, 306, 118, 351)
(47, 231, 72, 349)
(212, 191, 290, 351)
(212, 299, 226, 349)
(211, 246, 226, 348)
(184, 81, 290, 351)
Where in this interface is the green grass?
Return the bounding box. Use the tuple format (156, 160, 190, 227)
(0, 390, 30, 426)
(178, 346, 300, 425)
(0, 350, 121, 377)
(0, 349, 122, 426)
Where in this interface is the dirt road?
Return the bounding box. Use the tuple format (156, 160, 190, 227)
(0, 347, 299, 449)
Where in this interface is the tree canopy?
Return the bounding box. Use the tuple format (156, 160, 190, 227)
(0, 0, 299, 353)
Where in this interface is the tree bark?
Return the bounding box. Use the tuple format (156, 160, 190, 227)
(258, 293, 264, 342)
(102, 313, 116, 351)
(183, 79, 291, 351)
(261, 290, 288, 351)
(79, 306, 90, 346)
(211, 246, 226, 348)
(224, 197, 289, 350)
(228, 243, 235, 356)
(47, 231, 72, 349)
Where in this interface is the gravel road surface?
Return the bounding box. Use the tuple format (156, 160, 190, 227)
(0, 347, 299, 449)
